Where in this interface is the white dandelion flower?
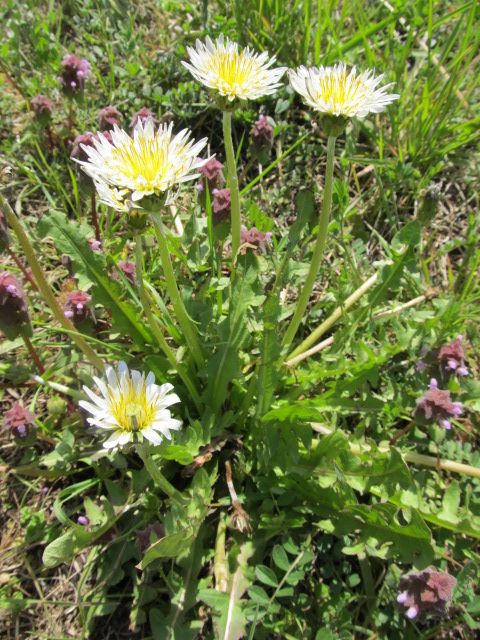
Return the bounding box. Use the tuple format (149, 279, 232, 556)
(79, 362, 182, 449)
(288, 63, 399, 118)
(182, 35, 287, 102)
(75, 118, 209, 207)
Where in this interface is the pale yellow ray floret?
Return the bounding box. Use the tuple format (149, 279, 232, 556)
(182, 35, 287, 102)
(79, 362, 182, 449)
(76, 118, 209, 211)
(288, 63, 399, 118)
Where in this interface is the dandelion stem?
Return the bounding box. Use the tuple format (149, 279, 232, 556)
(0, 192, 103, 369)
(222, 110, 241, 263)
(282, 135, 337, 347)
(149, 213, 204, 369)
(137, 445, 181, 501)
(134, 234, 202, 410)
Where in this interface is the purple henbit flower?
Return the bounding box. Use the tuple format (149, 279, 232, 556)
(438, 335, 469, 377)
(250, 114, 274, 163)
(0, 210, 10, 253)
(77, 515, 90, 526)
(31, 95, 54, 125)
(240, 225, 273, 253)
(415, 378, 463, 430)
(130, 107, 157, 130)
(88, 238, 102, 252)
(63, 290, 92, 322)
(0, 271, 32, 340)
(60, 54, 90, 97)
(199, 159, 225, 191)
(71, 132, 96, 163)
(397, 567, 456, 620)
(4, 402, 35, 439)
(118, 260, 136, 284)
(212, 188, 231, 224)
(98, 106, 122, 131)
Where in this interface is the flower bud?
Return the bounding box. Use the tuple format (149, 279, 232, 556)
(319, 113, 348, 137)
(0, 210, 10, 253)
(63, 290, 92, 323)
(98, 106, 122, 131)
(438, 335, 468, 377)
(4, 402, 35, 440)
(0, 272, 32, 339)
(212, 188, 231, 224)
(250, 114, 274, 163)
(59, 54, 90, 98)
(77, 515, 90, 526)
(130, 107, 157, 130)
(88, 238, 102, 252)
(31, 95, 54, 126)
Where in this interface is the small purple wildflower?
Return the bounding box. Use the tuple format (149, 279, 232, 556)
(240, 225, 273, 252)
(250, 114, 274, 163)
(0, 271, 32, 340)
(397, 567, 456, 620)
(4, 402, 35, 439)
(63, 290, 91, 322)
(199, 159, 225, 192)
(77, 515, 90, 526)
(88, 238, 102, 252)
(130, 107, 157, 130)
(111, 260, 136, 285)
(59, 54, 90, 97)
(415, 378, 463, 430)
(438, 335, 469, 377)
(212, 188, 231, 224)
(98, 106, 122, 131)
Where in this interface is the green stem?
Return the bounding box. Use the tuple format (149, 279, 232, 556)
(0, 192, 103, 369)
(287, 272, 378, 360)
(222, 110, 241, 263)
(149, 213, 204, 369)
(137, 445, 181, 501)
(134, 234, 202, 410)
(282, 135, 337, 347)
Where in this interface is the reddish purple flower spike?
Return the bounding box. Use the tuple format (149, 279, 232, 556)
(31, 95, 54, 125)
(198, 158, 225, 195)
(130, 107, 157, 130)
(241, 225, 273, 252)
(0, 271, 32, 340)
(64, 290, 91, 322)
(60, 54, 90, 96)
(211, 188, 231, 224)
(438, 335, 469, 377)
(71, 132, 97, 163)
(118, 260, 136, 284)
(416, 378, 463, 430)
(88, 238, 102, 252)
(397, 567, 456, 620)
(98, 106, 122, 131)
(0, 210, 10, 253)
(4, 402, 35, 439)
(250, 114, 274, 162)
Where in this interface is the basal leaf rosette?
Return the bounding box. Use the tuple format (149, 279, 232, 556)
(75, 117, 209, 215)
(182, 35, 287, 106)
(79, 362, 182, 449)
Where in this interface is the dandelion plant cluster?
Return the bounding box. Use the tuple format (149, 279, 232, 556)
(1, 22, 478, 640)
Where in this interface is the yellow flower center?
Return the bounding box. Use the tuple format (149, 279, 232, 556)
(314, 71, 366, 107)
(110, 136, 189, 195)
(109, 381, 156, 432)
(209, 51, 261, 93)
